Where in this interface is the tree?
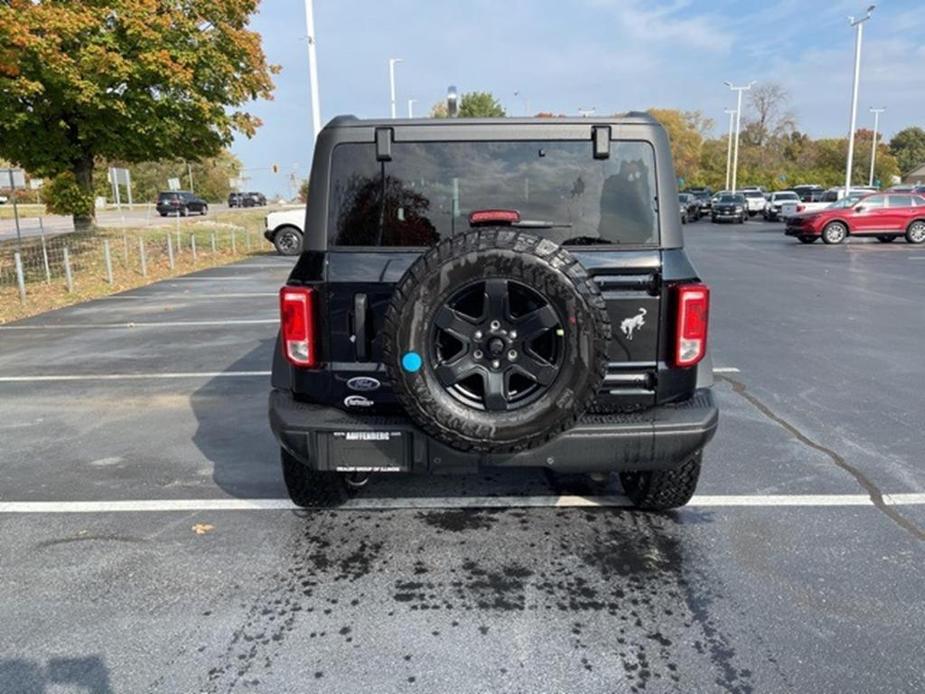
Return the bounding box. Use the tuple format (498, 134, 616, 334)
(647, 109, 712, 185)
(95, 150, 242, 203)
(744, 82, 796, 147)
(0, 1, 277, 229)
(459, 92, 506, 118)
(298, 179, 310, 203)
(431, 91, 506, 118)
(889, 127, 925, 176)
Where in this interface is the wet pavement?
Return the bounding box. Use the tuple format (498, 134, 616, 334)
(1, 221, 923, 693)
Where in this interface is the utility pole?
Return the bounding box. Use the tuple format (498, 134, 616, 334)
(187, 161, 194, 193)
(845, 6, 876, 194)
(868, 106, 885, 187)
(389, 58, 403, 119)
(303, 0, 322, 141)
(724, 108, 736, 191)
(407, 99, 416, 118)
(724, 81, 755, 193)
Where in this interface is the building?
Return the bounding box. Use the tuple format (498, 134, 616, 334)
(903, 163, 925, 185)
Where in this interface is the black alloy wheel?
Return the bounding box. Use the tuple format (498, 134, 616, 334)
(430, 278, 565, 413)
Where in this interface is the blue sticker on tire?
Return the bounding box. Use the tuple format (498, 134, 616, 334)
(401, 352, 423, 373)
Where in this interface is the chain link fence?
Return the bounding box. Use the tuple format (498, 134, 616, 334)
(1, 219, 266, 321)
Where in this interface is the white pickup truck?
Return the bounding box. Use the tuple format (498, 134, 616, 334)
(264, 207, 305, 255)
(741, 189, 767, 217)
(763, 191, 800, 221)
(793, 187, 877, 216)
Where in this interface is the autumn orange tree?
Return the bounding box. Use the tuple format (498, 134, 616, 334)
(0, 0, 277, 229)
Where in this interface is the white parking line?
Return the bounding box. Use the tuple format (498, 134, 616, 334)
(96, 293, 279, 300)
(0, 319, 278, 330)
(713, 367, 741, 373)
(0, 493, 922, 513)
(0, 371, 271, 383)
(167, 277, 257, 282)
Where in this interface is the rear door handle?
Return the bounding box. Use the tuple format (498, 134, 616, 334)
(354, 293, 368, 361)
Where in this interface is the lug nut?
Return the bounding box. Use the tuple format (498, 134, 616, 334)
(490, 320, 501, 331)
(508, 350, 518, 361)
(492, 360, 501, 369)
(509, 330, 517, 340)
(474, 330, 483, 340)
(474, 350, 483, 359)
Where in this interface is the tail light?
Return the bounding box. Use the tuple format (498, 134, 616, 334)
(796, 204, 805, 212)
(469, 209, 521, 226)
(674, 284, 709, 368)
(280, 286, 318, 367)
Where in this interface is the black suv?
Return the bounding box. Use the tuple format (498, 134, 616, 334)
(156, 191, 208, 216)
(228, 192, 245, 208)
(269, 115, 718, 510)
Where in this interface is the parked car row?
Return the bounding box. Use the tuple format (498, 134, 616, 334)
(228, 191, 267, 208)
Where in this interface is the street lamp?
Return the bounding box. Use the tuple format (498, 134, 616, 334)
(724, 81, 755, 193)
(407, 98, 417, 118)
(389, 58, 403, 119)
(845, 5, 876, 194)
(724, 108, 736, 192)
(868, 106, 885, 187)
(303, 0, 322, 142)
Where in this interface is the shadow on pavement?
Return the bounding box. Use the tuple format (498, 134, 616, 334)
(191, 337, 286, 499)
(0, 656, 113, 694)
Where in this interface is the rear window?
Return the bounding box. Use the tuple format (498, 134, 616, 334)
(158, 192, 178, 201)
(743, 191, 764, 198)
(775, 192, 798, 201)
(328, 140, 659, 247)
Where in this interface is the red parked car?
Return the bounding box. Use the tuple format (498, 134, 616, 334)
(785, 193, 925, 244)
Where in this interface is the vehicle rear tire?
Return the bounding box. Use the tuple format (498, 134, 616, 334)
(738, 215, 745, 224)
(273, 227, 303, 256)
(798, 236, 816, 244)
(281, 449, 348, 508)
(201, 204, 208, 216)
(905, 221, 925, 244)
(620, 451, 702, 511)
(821, 222, 847, 244)
(384, 228, 610, 454)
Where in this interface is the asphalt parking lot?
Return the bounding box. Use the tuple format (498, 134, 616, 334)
(1, 219, 924, 693)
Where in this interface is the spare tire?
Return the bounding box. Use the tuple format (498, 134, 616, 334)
(383, 228, 610, 453)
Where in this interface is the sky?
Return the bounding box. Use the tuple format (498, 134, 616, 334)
(232, 0, 925, 197)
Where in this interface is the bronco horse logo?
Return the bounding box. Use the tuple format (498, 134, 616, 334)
(620, 307, 647, 340)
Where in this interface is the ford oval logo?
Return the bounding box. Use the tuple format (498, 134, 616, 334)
(347, 376, 381, 392)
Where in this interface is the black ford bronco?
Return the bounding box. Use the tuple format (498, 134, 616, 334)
(269, 114, 718, 509)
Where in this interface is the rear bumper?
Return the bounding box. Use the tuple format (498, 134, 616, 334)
(269, 389, 718, 475)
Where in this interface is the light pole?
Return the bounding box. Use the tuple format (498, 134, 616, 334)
(303, 0, 322, 142)
(407, 99, 417, 118)
(724, 108, 736, 191)
(389, 58, 403, 119)
(868, 106, 885, 187)
(845, 6, 876, 194)
(724, 81, 754, 193)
